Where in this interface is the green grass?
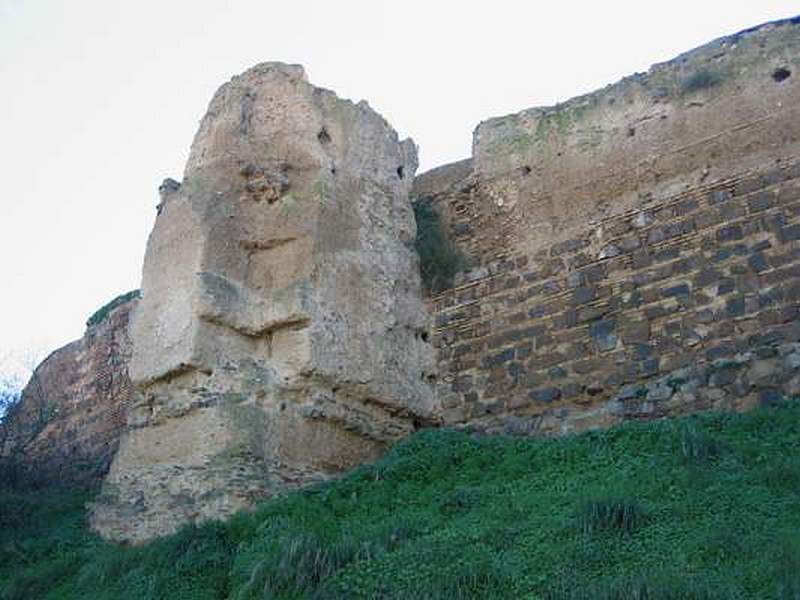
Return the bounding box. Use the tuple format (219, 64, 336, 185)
(2, 403, 800, 599)
(85, 290, 140, 328)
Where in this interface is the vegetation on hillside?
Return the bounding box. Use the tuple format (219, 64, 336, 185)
(681, 67, 725, 94)
(412, 198, 466, 293)
(2, 403, 800, 599)
(85, 290, 140, 329)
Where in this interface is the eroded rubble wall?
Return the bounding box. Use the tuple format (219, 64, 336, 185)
(1, 300, 136, 486)
(418, 18, 800, 434)
(90, 63, 434, 542)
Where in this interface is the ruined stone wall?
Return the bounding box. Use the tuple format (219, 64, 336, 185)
(1, 300, 136, 485)
(419, 18, 800, 434)
(91, 63, 434, 542)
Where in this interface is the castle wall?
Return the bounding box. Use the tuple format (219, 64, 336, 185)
(1, 300, 136, 485)
(420, 18, 800, 434)
(91, 63, 434, 542)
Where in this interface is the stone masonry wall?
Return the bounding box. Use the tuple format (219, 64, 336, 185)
(1, 299, 136, 485)
(429, 161, 800, 434)
(418, 18, 800, 434)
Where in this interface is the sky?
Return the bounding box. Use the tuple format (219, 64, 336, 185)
(1, 0, 798, 382)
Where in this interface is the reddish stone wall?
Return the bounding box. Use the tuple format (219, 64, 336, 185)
(2, 300, 136, 485)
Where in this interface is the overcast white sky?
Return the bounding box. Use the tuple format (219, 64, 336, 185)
(1, 0, 798, 380)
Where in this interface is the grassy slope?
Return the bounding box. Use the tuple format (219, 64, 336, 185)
(1, 404, 800, 599)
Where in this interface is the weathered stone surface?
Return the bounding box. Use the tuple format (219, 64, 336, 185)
(1, 299, 136, 486)
(90, 63, 434, 542)
(418, 18, 800, 436)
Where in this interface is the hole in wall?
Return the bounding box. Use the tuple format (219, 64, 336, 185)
(420, 330, 430, 342)
(521, 165, 532, 176)
(397, 166, 405, 179)
(772, 67, 791, 82)
(627, 126, 636, 137)
(318, 127, 331, 144)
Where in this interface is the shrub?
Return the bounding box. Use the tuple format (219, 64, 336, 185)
(577, 498, 644, 535)
(679, 426, 721, 463)
(412, 198, 466, 293)
(86, 290, 140, 328)
(681, 68, 724, 93)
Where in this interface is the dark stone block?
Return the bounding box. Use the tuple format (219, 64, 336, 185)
(748, 191, 775, 213)
(640, 358, 660, 377)
(633, 250, 652, 269)
(780, 224, 800, 243)
(708, 189, 732, 204)
(709, 367, 738, 387)
(581, 264, 606, 283)
(591, 318, 616, 338)
(661, 283, 691, 298)
(631, 344, 654, 360)
(621, 321, 650, 344)
(528, 305, 546, 318)
(591, 319, 618, 352)
(577, 306, 607, 323)
(711, 247, 734, 263)
(733, 176, 764, 196)
(515, 343, 533, 360)
(762, 213, 786, 232)
(452, 375, 473, 393)
(726, 296, 746, 318)
(620, 236, 641, 251)
(654, 247, 680, 263)
(647, 227, 667, 244)
(694, 269, 722, 288)
(676, 198, 700, 215)
(706, 343, 735, 361)
(453, 222, 472, 235)
(521, 325, 546, 339)
(551, 238, 589, 256)
(717, 279, 735, 295)
(751, 239, 772, 253)
(716, 225, 743, 243)
(573, 359, 602, 375)
(718, 204, 747, 221)
(508, 362, 526, 378)
(481, 348, 515, 368)
(645, 305, 667, 320)
(572, 286, 595, 305)
(748, 253, 769, 273)
(530, 387, 561, 403)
